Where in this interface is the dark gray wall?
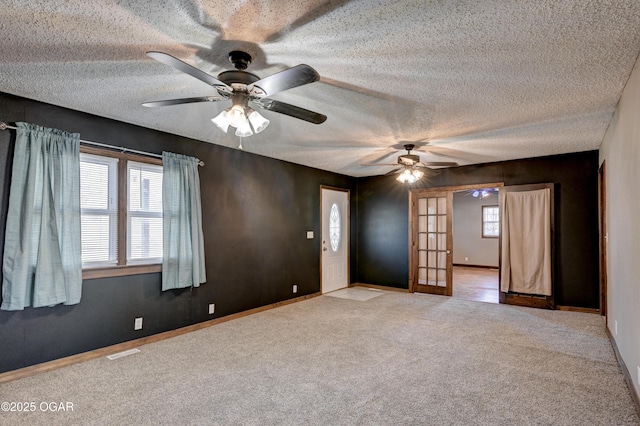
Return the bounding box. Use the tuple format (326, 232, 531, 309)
(356, 151, 600, 309)
(0, 92, 355, 373)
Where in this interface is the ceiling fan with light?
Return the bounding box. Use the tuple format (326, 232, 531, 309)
(362, 143, 459, 183)
(143, 51, 327, 137)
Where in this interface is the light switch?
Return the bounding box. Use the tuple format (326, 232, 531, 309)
(306, 231, 314, 239)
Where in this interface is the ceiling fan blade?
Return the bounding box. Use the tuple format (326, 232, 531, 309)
(419, 161, 459, 167)
(146, 51, 231, 92)
(360, 163, 399, 167)
(367, 149, 397, 164)
(253, 99, 326, 124)
(249, 64, 320, 97)
(142, 96, 225, 108)
(384, 168, 402, 176)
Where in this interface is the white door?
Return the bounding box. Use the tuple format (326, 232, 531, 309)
(321, 188, 349, 294)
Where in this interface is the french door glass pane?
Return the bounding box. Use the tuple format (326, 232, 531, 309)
(418, 198, 427, 215)
(428, 215, 436, 232)
(419, 250, 427, 267)
(438, 251, 447, 267)
(427, 198, 437, 214)
(419, 233, 427, 249)
(428, 233, 437, 250)
(428, 268, 437, 285)
(419, 216, 427, 233)
(438, 215, 446, 232)
(418, 268, 427, 284)
(428, 251, 436, 266)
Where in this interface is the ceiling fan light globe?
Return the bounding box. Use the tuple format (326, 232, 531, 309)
(248, 110, 270, 133)
(412, 169, 424, 180)
(235, 119, 253, 137)
(227, 104, 246, 128)
(211, 110, 229, 133)
(396, 169, 411, 183)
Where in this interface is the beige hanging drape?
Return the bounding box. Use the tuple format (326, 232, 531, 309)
(500, 188, 552, 296)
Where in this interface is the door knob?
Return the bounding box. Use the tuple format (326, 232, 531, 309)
(446, 250, 451, 254)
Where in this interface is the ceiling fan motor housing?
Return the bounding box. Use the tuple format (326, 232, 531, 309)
(399, 154, 420, 165)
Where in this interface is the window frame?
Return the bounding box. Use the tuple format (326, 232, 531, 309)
(80, 146, 162, 279)
(481, 205, 500, 238)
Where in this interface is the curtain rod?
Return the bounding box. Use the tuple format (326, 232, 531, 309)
(0, 121, 204, 167)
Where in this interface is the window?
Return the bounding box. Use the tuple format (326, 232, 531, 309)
(128, 161, 163, 263)
(80, 147, 163, 277)
(80, 153, 118, 266)
(482, 205, 499, 238)
(329, 203, 340, 251)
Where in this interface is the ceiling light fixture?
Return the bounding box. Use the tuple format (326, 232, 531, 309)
(471, 189, 494, 198)
(211, 97, 270, 137)
(396, 167, 424, 184)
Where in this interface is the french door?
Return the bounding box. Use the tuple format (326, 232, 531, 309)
(410, 190, 453, 295)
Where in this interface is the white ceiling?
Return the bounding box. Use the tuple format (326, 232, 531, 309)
(1, 0, 639, 177)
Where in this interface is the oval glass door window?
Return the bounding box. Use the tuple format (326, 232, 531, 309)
(329, 203, 340, 251)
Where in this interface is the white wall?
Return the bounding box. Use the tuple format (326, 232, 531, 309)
(452, 191, 499, 267)
(599, 53, 640, 399)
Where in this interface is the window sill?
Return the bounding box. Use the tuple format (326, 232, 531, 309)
(82, 264, 162, 280)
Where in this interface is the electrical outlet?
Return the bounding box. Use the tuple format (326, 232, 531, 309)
(306, 231, 314, 239)
(615, 320, 618, 335)
(208, 304, 215, 315)
(134, 317, 143, 330)
(293, 284, 298, 293)
(465, 257, 469, 261)
(637, 366, 640, 385)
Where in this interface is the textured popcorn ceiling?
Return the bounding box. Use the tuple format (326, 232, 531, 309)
(1, 0, 640, 177)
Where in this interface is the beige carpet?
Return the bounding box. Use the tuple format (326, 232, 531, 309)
(1, 290, 638, 425)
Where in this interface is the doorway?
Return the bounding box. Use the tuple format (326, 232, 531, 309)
(451, 188, 500, 303)
(321, 186, 349, 294)
(409, 182, 503, 300)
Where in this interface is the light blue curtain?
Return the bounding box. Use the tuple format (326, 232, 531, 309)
(162, 152, 206, 290)
(1, 122, 82, 310)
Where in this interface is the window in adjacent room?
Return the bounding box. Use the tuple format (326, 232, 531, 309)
(482, 205, 499, 238)
(79, 147, 163, 277)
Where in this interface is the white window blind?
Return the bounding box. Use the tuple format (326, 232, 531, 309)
(128, 161, 163, 263)
(80, 153, 118, 266)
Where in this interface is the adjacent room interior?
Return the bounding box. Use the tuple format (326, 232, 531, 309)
(452, 188, 500, 304)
